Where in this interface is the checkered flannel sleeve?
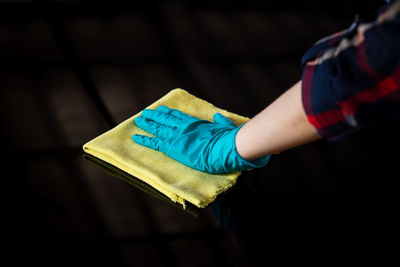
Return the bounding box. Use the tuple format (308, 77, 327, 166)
(301, 0, 400, 141)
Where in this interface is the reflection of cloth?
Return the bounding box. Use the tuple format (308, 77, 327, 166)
(82, 153, 201, 217)
(83, 89, 249, 208)
(301, 0, 400, 141)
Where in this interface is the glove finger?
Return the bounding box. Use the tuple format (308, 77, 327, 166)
(132, 134, 163, 151)
(142, 109, 183, 127)
(157, 105, 197, 121)
(213, 113, 236, 127)
(134, 116, 175, 139)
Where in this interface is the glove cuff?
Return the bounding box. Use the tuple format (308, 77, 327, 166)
(230, 124, 271, 171)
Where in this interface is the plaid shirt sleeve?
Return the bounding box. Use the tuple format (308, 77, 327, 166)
(301, 0, 400, 141)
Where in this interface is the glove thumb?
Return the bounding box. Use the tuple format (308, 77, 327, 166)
(213, 113, 236, 127)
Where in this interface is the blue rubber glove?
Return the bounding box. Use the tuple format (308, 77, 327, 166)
(132, 106, 271, 174)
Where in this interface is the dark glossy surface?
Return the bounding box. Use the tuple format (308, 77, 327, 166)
(1, 1, 398, 266)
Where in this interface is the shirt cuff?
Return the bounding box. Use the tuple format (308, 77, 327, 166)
(301, 61, 353, 142)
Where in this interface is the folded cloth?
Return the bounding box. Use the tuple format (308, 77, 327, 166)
(82, 89, 250, 208)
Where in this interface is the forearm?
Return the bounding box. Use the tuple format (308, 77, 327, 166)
(235, 81, 321, 160)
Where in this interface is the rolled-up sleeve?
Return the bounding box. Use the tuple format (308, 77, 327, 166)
(301, 0, 400, 141)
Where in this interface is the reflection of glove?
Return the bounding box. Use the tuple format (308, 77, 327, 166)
(132, 105, 271, 174)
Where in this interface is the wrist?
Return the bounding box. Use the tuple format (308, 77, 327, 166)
(235, 123, 269, 160)
(232, 125, 271, 169)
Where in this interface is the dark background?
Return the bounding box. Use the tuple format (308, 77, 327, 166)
(1, 0, 399, 266)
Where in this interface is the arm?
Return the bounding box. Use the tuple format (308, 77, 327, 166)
(236, 0, 400, 160)
(235, 81, 321, 160)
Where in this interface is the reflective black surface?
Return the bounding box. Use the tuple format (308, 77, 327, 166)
(83, 153, 203, 217)
(1, 0, 398, 266)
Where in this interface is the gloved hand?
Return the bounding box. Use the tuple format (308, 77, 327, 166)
(132, 105, 271, 174)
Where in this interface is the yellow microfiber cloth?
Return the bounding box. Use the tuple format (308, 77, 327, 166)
(82, 89, 250, 208)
